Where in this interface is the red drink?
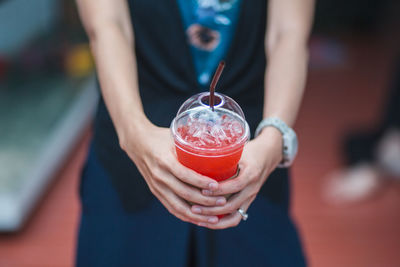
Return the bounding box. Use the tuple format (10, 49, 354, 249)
(175, 113, 245, 182)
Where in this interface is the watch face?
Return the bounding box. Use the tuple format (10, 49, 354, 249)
(283, 131, 298, 165)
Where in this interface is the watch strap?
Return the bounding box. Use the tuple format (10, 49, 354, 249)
(255, 117, 298, 168)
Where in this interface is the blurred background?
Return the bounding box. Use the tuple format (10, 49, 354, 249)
(0, 0, 399, 266)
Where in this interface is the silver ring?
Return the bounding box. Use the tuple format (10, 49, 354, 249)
(237, 208, 248, 221)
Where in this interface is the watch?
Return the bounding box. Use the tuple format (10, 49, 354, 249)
(255, 117, 298, 168)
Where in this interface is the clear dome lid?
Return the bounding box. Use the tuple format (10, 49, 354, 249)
(176, 92, 245, 118)
(171, 92, 250, 154)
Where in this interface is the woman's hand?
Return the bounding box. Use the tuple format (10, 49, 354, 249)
(190, 127, 283, 229)
(119, 122, 227, 225)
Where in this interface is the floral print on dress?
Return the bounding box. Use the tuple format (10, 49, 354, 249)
(178, 0, 241, 85)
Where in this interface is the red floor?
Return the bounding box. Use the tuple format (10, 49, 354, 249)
(0, 36, 400, 267)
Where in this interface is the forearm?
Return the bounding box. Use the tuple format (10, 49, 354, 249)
(263, 37, 309, 127)
(89, 24, 152, 144)
(77, 0, 152, 147)
(262, 0, 314, 128)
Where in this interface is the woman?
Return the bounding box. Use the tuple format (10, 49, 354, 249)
(76, 0, 314, 266)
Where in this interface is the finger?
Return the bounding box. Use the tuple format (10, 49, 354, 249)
(160, 187, 221, 225)
(166, 157, 220, 191)
(192, 186, 255, 216)
(197, 199, 253, 230)
(147, 181, 199, 225)
(201, 165, 252, 196)
(160, 171, 226, 207)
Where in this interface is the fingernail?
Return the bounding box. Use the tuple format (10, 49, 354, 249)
(203, 190, 212, 195)
(198, 223, 207, 227)
(192, 206, 202, 214)
(208, 217, 218, 224)
(216, 197, 226, 206)
(208, 182, 218, 190)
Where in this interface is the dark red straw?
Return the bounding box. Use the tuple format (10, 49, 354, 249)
(209, 61, 225, 111)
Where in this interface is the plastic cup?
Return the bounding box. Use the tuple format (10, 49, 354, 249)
(171, 91, 249, 187)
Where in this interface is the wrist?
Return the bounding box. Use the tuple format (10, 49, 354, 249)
(117, 112, 154, 151)
(255, 117, 298, 168)
(257, 126, 282, 144)
(256, 127, 283, 164)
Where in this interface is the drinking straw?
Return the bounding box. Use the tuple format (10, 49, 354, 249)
(209, 61, 225, 111)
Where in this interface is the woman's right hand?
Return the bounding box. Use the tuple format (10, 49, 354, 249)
(119, 122, 226, 225)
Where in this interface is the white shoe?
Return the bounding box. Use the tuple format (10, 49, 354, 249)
(323, 163, 382, 205)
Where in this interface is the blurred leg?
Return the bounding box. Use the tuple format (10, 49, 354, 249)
(323, 56, 400, 205)
(344, 56, 400, 166)
(380, 55, 400, 130)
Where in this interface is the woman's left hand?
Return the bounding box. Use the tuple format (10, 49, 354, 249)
(191, 127, 284, 229)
